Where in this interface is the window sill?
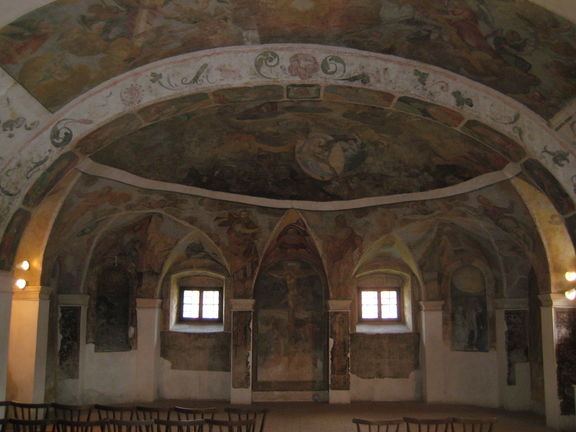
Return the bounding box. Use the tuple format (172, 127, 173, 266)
(355, 323, 411, 334)
(170, 322, 224, 333)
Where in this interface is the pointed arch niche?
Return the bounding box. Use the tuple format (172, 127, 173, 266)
(252, 215, 329, 401)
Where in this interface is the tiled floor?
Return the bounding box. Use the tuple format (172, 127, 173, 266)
(160, 400, 556, 432)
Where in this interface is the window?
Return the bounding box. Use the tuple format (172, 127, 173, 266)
(178, 286, 223, 322)
(359, 287, 401, 322)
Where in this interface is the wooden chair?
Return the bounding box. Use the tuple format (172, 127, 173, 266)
(404, 417, 453, 432)
(0, 418, 9, 432)
(172, 408, 216, 422)
(451, 417, 497, 432)
(224, 408, 267, 432)
(95, 405, 135, 421)
(10, 420, 52, 432)
(51, 403, 93, 421)
(134, 407, 171, 422)
(353, 418, 404, 432)
(206, 419, 255, 432)
(10, 403, 51, 420)
(154, 419, 205, 432)
(107, 419, 154, 432)
(55, 420, 104, 432)
(0, 402, 10, 420)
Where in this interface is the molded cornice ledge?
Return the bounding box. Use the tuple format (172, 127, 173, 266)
(538, 293, 576, 308)
(58, 294, 89, 306)
(136, 298, 162, 309)
(12, 285, 52, 300)
(419, 300, 444, 311)
(494, 298, 529, 310)
(328, 300, 352, 312)
(230, 299, 255, 311)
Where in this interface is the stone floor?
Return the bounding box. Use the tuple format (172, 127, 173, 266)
(159, 400, 556, 432)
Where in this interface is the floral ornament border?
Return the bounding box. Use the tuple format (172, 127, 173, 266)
(255, 51, 370, 84)
(0, 44, 573, 239)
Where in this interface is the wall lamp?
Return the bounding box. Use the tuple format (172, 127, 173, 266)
(565, 271, 576, 300)
(14, 260, 30, 290)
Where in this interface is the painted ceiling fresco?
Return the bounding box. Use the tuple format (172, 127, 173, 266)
(0, 0, 574, 117)
(42, 174, 543, 301)
(91, 100, 509, 201)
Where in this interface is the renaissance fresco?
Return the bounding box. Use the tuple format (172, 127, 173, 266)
(0, 0, 575, 117)
(253, 260, 328, 391)
(91, 100, 509, 201)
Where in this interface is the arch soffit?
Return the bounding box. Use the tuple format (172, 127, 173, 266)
(2, 44, 575, 240)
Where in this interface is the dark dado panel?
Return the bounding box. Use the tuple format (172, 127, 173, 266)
(161, 331, 230, 372)
(350, 333, 419, 379)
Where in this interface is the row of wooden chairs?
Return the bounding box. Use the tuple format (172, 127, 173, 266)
(0, 404, 266, 432)
(353, 417, 498, 432)
(0, 418, 256, 432)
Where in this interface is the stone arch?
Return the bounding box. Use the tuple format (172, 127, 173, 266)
(2, 45, 575, 279)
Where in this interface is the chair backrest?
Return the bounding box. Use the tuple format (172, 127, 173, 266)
(224, 408, 267, 432)
(10, 419, 52, 432)
(172, 408, 216, 422)
(0, 418, 8, 432)
(0, 402, 9, 420)
(10, 403, 51, 420)
(155, 419, 205, 432)
(51, 403, 93, 421)
(404, 417, 453, 432)
(135, 407, 171, 422)
(451, 417, 497, 432)
(206, 419, 255, 432)
(353, 418, 404, 432)
(107, 419, 154, 432)
(55, 420, 105, 432)
(95, 405, 135, 421)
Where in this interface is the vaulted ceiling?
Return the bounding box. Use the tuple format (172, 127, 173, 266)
(0, 0, 575, 273)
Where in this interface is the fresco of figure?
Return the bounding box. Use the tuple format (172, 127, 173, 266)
(254, 259, 327, 390)
(451, 265, 489, 352)
(215, 209, 259, 297)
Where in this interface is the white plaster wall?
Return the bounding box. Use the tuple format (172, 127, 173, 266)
(350, 371, 421, 401)
(501, 362, 532, 411)
(441, 351, 499, 407)
(56, 379, 82, 405)
(81, 344, 143, 404)
(157, 358, 230, 401)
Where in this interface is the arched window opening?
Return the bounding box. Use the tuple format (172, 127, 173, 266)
(170, 272, 225, 332)
(355, 271, 413, 333)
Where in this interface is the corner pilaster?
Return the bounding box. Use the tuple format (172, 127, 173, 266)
(420, 300, 445, 403)
(230, 299, 254, 404)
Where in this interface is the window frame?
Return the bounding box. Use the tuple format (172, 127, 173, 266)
(358, 286, 403, 323)
(177, 286, 224, 323)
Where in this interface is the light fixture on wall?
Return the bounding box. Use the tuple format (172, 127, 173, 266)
(565, 271, 576, 300)
(15, 279, 27, 290)
(19, 260, 30, 271)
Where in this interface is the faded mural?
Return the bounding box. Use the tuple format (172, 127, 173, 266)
(0, 0, 574, 118)
(40, 172, 546, 404)
(505, 310, 529, 385)
(253, 259, 327, 391)
(58, 306, 81, 379)
(95, 265, 132, 352)
(450, 265, 488, 352)
(91, 100, 510, 201)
